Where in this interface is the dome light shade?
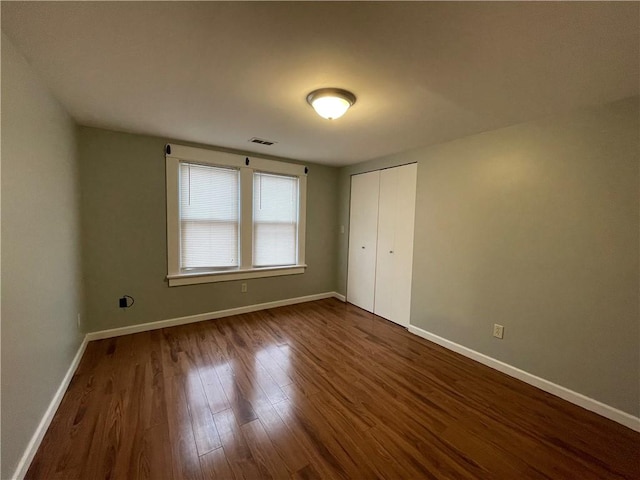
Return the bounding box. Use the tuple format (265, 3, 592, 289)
(306, 88, 356, 120)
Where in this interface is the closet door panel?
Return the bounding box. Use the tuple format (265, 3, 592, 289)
(347, 170, 380, 312)
(373, 168, 398, 322)
(374, 163, 417, 326)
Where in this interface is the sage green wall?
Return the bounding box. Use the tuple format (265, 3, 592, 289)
(79, 127, 338, 332)
(337, 97, 639, 416)
(1, 34, 84, 479)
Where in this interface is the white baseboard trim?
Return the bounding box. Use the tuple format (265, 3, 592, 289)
(87, 291, 345, 341)
(13, 336, 89, 480)
(408, 325, 640, 432)
(333, 292, 346, 302)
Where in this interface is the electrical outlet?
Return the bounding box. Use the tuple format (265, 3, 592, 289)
(241, 282, 248, 293)
(493, 324, 504, 339)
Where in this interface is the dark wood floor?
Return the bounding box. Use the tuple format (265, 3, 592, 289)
(27, 298, 639, 479)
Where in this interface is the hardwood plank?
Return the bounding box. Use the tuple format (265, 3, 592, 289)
(214, 357, 259, 426)
(165, 374, 204, 480)
(241, 419, 291, 478)
(291, 463, 322, 480)
(78, 383, 123, 479)
(111, 363, 146, 479)
(253, 401, 309, 474)
(161, 326, 198, 378)
(131, 423, 174, 480)
(272, 400, 345, 480)
(190, 324, 232, 415)
(183, 372, 222, 455)
(213, 407, 264, 479)
(140, 330, 168, 429)
(199, 447, 233, 480)
(74, 338, 113, 376)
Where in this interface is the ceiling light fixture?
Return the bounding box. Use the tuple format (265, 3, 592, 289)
(306, 88, 356, 120)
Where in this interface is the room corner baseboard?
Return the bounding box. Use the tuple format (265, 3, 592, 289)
(86, 291, 344, 341)
(407, 325, 640, 432)
(13, 336, 89, 480)
(332, 292, 346, 302)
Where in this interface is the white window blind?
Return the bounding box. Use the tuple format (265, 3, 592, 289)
(179, 162, 239, 270)
(253, 172, 299, 267)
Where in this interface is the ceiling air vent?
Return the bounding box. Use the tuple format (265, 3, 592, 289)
(249, 137, 277, 146)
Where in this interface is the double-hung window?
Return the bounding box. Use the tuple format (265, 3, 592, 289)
(253, 172, 299, 267)
(179, 163, 240, 271)
(166, 144, 307, 286)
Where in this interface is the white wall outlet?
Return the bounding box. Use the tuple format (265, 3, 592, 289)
(493, 324, 504, 339)
(340, 225, 345, 234)
(241, 282, 248, 293)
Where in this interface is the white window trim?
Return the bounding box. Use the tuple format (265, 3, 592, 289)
(166, 143, 307, 287)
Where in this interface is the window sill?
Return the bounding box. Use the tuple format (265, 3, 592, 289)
(167, 265, 307, 286)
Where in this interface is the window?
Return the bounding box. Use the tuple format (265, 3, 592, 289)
(166, 144, 307, 286)
(180, 163, 240, 270)
(253, 172, 299, 267)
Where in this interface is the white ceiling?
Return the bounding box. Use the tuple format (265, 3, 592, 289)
(2, 2, 638, 166)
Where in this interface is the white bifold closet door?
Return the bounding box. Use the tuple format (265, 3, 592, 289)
(347, 163, 417, 327)
(374, 163, 417, 326)
(346, 170, 380, 312)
